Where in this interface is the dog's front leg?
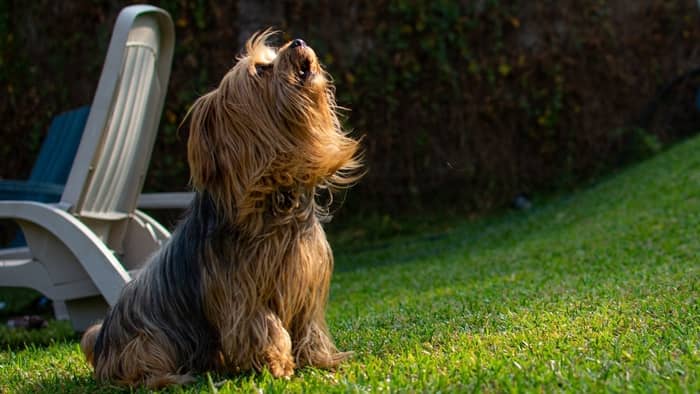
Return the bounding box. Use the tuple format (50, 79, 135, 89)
(222, 310, 296, 378)
(293, 317, 351, 369)
(260, 311, 296, 377)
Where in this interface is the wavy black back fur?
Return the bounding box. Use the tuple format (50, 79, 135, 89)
(90, 193, 224, 384)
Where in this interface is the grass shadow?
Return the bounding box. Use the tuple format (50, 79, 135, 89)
(0, 320, 78, 350)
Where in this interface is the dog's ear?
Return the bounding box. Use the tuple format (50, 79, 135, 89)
(187, 91, 220, 190)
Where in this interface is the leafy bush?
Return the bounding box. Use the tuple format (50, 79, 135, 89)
(2, 0, 700, 215)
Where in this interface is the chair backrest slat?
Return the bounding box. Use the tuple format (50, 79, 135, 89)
(29, 107, 90, 184)
(82, 34, 158, 215)
(60, 7, 173, 225)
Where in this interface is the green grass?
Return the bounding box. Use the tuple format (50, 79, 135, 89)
(2, 134, 700, 393)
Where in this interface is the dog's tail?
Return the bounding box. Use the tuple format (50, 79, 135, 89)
(80, 323, 102, 367)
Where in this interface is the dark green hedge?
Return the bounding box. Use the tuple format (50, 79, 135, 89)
(2, 0, 700, 216)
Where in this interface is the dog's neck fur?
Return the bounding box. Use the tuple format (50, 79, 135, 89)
(197, 183, 320, 239)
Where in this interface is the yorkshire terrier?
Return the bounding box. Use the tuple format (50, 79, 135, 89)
(81, 31, 362, 388)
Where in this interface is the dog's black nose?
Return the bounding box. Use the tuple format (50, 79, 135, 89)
(290, 39, 306, 48)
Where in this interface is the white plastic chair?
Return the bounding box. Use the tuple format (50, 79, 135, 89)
(0, 5, 175, 331)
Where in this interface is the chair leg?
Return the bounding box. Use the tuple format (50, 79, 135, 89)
(64, 296, 109, 332)
(52, 300, 70, 321)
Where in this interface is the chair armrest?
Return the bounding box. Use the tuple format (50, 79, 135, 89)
(138, 192, 194, 209)
(0, 200, 130, 305)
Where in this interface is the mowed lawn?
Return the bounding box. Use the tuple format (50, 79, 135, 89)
(1, 134, 699, 393)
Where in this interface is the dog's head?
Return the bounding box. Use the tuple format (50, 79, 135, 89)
(187, 31, 362, 225)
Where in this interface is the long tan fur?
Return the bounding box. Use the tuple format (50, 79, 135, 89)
(81, 30, 362, 388)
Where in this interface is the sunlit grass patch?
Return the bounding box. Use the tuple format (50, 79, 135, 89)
(1, 135, 700, 392)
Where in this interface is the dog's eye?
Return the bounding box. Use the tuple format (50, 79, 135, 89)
(255, 63, 273, 75)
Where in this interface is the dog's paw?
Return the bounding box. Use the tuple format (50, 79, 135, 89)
(265, 352, 295, 378)
(144, 373, 196, 389)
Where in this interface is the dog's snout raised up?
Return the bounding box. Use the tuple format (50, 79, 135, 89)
(290, 38, 306, 48)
